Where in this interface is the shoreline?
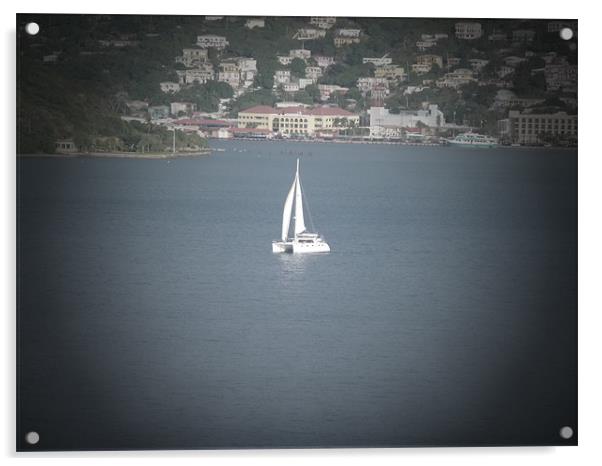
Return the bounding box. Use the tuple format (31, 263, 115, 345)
(208, 137, 577, 150)
(17, 150, 212, 159)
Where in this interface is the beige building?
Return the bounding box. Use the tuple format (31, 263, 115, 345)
(499, 110, 577, 144)
(238, 105, 360, 136)
(375, 65, 405, 81)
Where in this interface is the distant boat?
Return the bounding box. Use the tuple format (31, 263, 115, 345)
(445, 132, 498, 148)
(272, 159, 331, 254)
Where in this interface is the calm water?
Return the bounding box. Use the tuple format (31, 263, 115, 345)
(18, 141, 577, 450)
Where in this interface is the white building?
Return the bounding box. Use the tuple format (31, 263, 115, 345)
(196, 34, 229, 49)
(160, 81, 181, 93)
(416, 39, 437, 51)
(218, 62, 241, 88)
(317, 84, 349, 100)
(310, 17, 336, 29)
(293, 28, 326, 40)
(314, 56, 336, 68)
(363, 57, 393, 66)
(305, 66, 323, 80)
(277, 56, 293, 65)
(298, 78, 315, 89)
(375, 65, 405, 81)
(274, 70, 291, 85)
(283, 82, 300, 93)
(455, 22, 483, 40)
(336, 28, 361, 37)
(357, 77, 389, 94)
(178, 47, 208, 67)
(245, 18, 265, 29)
(171, 102, 196, 116)
(436, 68, 475, 88)
(469, 58, 490, 72)
(368, 105, 445, 134)
(290, 49, 311, 60)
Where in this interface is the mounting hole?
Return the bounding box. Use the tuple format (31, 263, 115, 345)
(25, 431, 40, 445)
(559, 426, 573, 439)
(25, 22, 40, 36)
(559, 28, 573, 41)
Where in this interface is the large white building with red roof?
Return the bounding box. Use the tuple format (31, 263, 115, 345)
(237, 105, 360, 136)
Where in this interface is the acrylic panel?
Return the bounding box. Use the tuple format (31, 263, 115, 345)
(17, 14, 577, 451)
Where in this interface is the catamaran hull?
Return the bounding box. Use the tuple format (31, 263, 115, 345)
(272, 240, 330, 253)
(292, 241, 331, 254)
(272, 241, 293, 253)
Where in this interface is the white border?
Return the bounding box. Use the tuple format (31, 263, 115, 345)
(3, 1, 600, 464)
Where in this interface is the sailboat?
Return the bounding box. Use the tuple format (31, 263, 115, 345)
(272, 159, 331, 254)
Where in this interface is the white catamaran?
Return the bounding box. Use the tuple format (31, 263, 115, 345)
(272, 159, 331, 254)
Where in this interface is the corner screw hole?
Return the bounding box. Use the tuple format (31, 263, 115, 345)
(25, 431, 39, 445)
(559, 426, 573, 439)
(560, 28, 573, 40)
(25, 22, 40, 36)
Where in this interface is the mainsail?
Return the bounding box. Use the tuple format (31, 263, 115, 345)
(294, 160, 306, 235)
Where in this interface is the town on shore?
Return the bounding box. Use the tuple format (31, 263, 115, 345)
(18, 15, 577, 155)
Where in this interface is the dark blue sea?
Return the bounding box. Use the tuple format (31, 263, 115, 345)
(17, 141, 578, 450)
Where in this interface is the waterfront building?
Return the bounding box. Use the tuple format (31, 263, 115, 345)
(455, 22, 482, 40)
(196, 34, 229, 49)
(237, 105, 360, 136)
(368, 105, 445, 134)
(498, 110, 577, 144)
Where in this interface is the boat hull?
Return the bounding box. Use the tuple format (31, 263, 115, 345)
(272, 241, 293, 253)
(292, 240, 331, 254)
(447, 141, 497, 148)
(272, 239, 331, 253)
